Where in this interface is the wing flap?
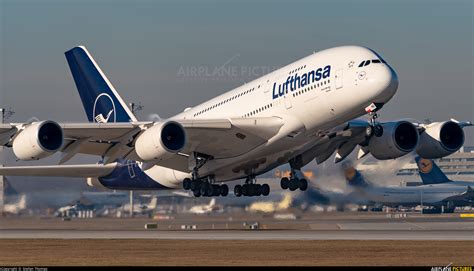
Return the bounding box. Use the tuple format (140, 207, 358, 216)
(60, 122, 146, 140)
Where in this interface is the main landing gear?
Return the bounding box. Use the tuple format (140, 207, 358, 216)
(234, 175, 270, 197)
(280, 168, 308, 192)
(182, 152, 229, 198)
(183, 177, 229, 198)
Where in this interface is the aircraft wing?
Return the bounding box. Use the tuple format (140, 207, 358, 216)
(2, 117, 284, 172)
(0, 124, 17, 145)
(0, 163, 118, 177)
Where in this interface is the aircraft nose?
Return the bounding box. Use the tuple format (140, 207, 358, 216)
(370, 64, 399, 103)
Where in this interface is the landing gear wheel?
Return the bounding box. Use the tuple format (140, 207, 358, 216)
(247, 184, 255, 197)
(280, 177, 290, 190)
(183, 178, 192, 190)
(220, 185, 229, 197)
(373, 124, 383, 137)
(190, 179, 200, 191)
(261, 184, 270, 196)
(299, 178, 308, 191)
(365, 126, 374, 137)
(242, 184, 250, 196)
(212, 185, 220, 197)
(234, 185, 242, 197)
(255, 185, 262, 196)
(289, 180, 298, 191)
(200, 183, 212, 197)
(193, 189, 201, 197)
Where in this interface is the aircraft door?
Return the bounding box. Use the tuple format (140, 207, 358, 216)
(284, 95, 292, 109)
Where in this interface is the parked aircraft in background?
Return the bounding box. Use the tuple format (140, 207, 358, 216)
(55, 200, 95, 218)
(344, 158, 473, 212)
(187, 198, 222, 214)
(248, 193, 293, 213)
(3, 194, 26, 214)
(121, 196, 158, 217)
(0, 45, 471, 200)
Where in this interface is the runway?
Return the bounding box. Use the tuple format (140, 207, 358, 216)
(1, 229, 473, 240)
(1, 213, 473, 240)
(1, 214, 473, 265)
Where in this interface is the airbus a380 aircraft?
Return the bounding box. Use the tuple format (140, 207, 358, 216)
(0, 46, 471, 199)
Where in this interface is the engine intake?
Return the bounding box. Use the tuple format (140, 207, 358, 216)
(12, 121, 64, 160)
(416, 121, 464, 158)
(368, 121, 419, 160)
(135, 121, 186, 161)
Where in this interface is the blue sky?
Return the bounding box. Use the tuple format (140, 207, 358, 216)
(1, 0, 473, 144)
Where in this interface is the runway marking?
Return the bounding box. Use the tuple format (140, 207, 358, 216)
(405, 222, 426, 230)
(1, 229, 473, 241)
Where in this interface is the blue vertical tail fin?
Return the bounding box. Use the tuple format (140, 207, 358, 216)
(64, 46, 137, 123)
(415, 156, 451, 185)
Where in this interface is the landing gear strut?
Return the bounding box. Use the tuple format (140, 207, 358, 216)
(234, 175, 270, 197)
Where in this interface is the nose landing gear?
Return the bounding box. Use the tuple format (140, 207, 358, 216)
(365, 103, 384, 137)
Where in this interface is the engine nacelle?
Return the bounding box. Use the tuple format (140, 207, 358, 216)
(135, 121, 186, 162)
(368, 121, 419, 160)
(12, 121, 64, 160)
(416, 121, 464, 158)
(86, 177, 107, 189)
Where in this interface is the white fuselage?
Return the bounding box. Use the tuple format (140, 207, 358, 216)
(146, 46, 398, 188)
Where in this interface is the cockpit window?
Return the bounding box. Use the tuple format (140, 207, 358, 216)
(358, 58, 386, 68)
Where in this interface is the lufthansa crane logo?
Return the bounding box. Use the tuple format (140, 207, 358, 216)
(418, 158, 433, 174)
(93, 93, 116, 123)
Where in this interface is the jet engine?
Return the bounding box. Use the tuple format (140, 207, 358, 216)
(367, 121, 419, 160)
(12, 121, 64, 160)
(416, 121, 464, 158)
(135, 121, 186, 161)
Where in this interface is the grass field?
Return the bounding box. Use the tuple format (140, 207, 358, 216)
(0, 239, 472, 266)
